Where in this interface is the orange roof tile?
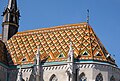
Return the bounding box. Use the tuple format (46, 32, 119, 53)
(6, 22, 115, 65)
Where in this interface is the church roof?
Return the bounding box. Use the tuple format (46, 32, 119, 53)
(6, 22, 115, 65)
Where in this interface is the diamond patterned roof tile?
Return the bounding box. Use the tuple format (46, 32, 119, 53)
(6, 22, 116, 65)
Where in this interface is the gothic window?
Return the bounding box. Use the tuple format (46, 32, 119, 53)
(50, 74, 58, 81)
(79, 72, 87, 81)
(110, 76, 115, 81)
(95, 73, 103, 81)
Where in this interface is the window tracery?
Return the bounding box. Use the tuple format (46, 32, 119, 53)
(79, 72, 87, 81)
(50, 74, 58, 81)
(110, 76, 115, 81)
(95, 73, 103, 81)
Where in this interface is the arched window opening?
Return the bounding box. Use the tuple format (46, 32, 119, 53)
(49, 74, 58, 81)
(79, 72, 87, 81)
(95, 73, 103, 81)
(110, 76, 115, 81)
(10, 14, 14, 22)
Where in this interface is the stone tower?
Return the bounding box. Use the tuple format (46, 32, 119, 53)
(2, 0, 20, 42)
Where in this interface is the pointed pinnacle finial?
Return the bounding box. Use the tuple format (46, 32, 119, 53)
(36, 46, 40, 64)
(8, 0, 17, 10)
(37, 46, 40, 54)
(67, 41, 74, 62)
(70, 41, 72, 49)
(87, 9, 89, 24)
(68, 41, 73, 56)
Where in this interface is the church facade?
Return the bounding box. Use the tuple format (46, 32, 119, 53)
(0, 0, 120, 81)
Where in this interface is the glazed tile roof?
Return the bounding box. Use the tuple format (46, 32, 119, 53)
(6, 22, 115, 65)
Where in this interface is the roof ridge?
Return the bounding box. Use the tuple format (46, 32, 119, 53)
(15, 22, 87, 36)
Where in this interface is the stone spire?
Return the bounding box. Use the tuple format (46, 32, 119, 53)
(16, 66, 22, 81)
(68, 42, 74, 62)
(2, 0, 20, 42)
(8, 0, 17, 10)
(66, 42, 74, 81)
(35, 46, 41, 81)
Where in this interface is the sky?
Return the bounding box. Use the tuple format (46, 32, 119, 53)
(0, 0, 120, 67)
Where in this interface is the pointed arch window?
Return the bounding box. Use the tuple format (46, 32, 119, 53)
(95, 73, 103, 81)
(79, 72, 87, 81)
(10, 14, 14, 22)
(110, 76, 115, 81)
(50, 74, 58, 81)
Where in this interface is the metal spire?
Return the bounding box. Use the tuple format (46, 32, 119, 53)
(87, 9, 90, 24)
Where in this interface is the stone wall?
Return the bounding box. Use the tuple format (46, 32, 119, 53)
(8, 63, 120, 81)
(77, 63, 120, 81)
(43, 65, 68, 81)
(8, 69, 18, 81)
(8, 68, 33, 81)
(41, 63, 120, 81)
(0, 65, 7, 81)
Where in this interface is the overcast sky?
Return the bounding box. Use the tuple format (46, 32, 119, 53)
(0, 0, 120, 67)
